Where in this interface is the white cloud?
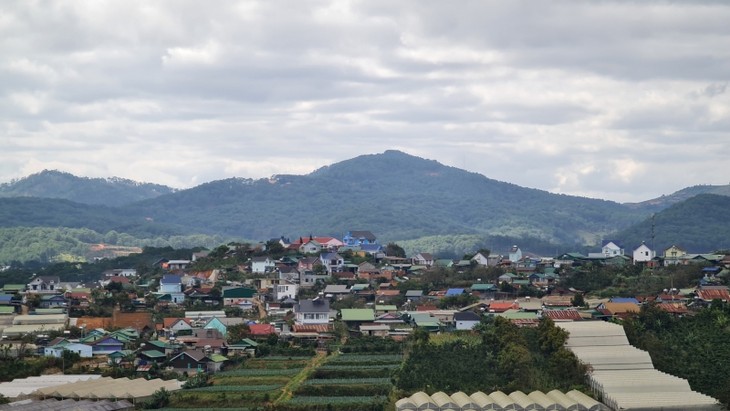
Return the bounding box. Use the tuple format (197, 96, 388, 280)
(0, 1, 729, 203)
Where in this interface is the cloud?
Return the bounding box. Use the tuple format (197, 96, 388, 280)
(0, 1, 729, 203)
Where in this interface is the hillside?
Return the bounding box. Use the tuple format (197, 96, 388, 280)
(0, 170, 175, 206)
(126, 150, 648, 244)
(625, 184, 730, 213)
(616, 194, 730, 252)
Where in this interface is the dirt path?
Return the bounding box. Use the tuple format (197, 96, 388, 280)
(273, 351, 329, 405)
(252, 297, 267, 320)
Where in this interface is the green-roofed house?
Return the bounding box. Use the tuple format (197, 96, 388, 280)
(2, 284, 25, 294)
(0, 306, 14, 315)
(340, 308, 375, 330)
(139, 349, 167, 364)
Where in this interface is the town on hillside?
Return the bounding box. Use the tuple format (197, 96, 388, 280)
(1, 231, 729, 410)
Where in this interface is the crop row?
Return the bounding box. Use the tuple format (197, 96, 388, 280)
(218, 367, 303, 376)
(318, 364, 399, 370)
(188, 384, 284, 392)
(303, 377, 391, 385)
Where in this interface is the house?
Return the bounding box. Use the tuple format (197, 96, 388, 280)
(26, 276, 61, 294)
(695, 286, 730, 303)
(294, 299, 331, 325)
(251, 256, 275, 274)
(412, 253, 434, 267)
(488, 301, 520, 313)
(299, 240, 323, 254)
(633, 242, 656, 264)
(454, 311, 481, 330)
(323, 284, 350, 300)
(595, 302, 640, 319)
(543, 309, 583, 322)
(39, 294, 67, 309)
(319, 252, 344, 274)
(340, 308, 375, 328)
(359, 324, 390, 337)
(164, 260, 191, 270)
(471, 252, 500, 267)
(222, 287, 256, 308)
(90, 335, 125, 355)
(343, 231, 377, 247)
(203, 317, 232, 338)
(498, 273, 518, 284)
(249, 323, 276, 338)
(45, 342, 93, 358)
(508, 246, 523, 263)
(159, 275, 185, 304)
(168, 349, 210, 374)
(663, 245, 688, 266)
(274, 281, 298, 301)
(103, 268, 137, 278)
(405, 290, 424, 301)
(589, 240, 624, 258)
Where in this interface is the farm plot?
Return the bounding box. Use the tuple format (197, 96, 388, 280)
(163, 356, 314, 410)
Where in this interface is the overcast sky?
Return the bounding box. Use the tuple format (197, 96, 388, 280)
(1, 1, 729, 203)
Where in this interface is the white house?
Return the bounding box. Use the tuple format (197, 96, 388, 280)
(294, 299, 331, 325)
(633, 242, 656, 264)
(159, 275, 185, 304)
(45, 343, 93, 358)
(299, 240, 322, 254)
(590, 240, 625, 258)
(251, 256, 275, 274)
(319, 253, 344, 274)
(508, 246, 523, 263)
(27, 276, 61, 294)
(454, 311, 481, 330)
(412, 253, 434, 267)
(274, 281, 298, 301)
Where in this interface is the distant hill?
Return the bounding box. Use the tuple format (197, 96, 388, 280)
(625, 184, 730, 213)
(616, 194, 730, 253)
(126, 150, 647, 244)
(0, 170, 175, 206)
(3, 151, 729, 264)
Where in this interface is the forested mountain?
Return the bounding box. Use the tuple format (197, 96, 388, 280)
(625, 184, 730, 213)
(0, 170, 175, 206)
(616, 194, 730, 252)
(126, 150, 647, 244)
(1, 150, 728, 264)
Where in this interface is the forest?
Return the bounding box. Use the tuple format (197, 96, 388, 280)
(394, 317, 588, 396)
(624, 302, 730, 406)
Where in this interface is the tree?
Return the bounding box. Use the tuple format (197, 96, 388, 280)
(143, 388, 170, 409)
(226, 323, 251, 344)
(571, 292, 586, 307)
(385, 242, 406, 258)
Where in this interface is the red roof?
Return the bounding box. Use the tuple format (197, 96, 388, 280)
(377, 290, 400, 297)
(249, 323, 276, 336)
(697, 289, 730, 302)
(488, 301, 520, 312)
(416, 304, 438, 311)
(162, 317, 191, 328)
(657, 303, 689, 314)
(543, 309, 582, 321)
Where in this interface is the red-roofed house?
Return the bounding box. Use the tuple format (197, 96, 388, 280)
(657, 303, 689, 315)
(696, 288, 730, 303)
(488, 301, 520, 313)
(543, 308, 582, 321)
(249, 323, 276, 337)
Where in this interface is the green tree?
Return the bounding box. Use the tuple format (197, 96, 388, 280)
(385, 242, 406, 258)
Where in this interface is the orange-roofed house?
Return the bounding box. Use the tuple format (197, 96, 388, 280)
(488, 301, 520, 313)
(696, 287, 730, 303)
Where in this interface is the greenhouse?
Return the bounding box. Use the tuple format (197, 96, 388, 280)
(32, 376, 182, 403)
(558, 321, 722, 411)
(396, 390, 610, 411)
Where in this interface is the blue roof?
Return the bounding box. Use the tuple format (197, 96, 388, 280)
(445, 288, 465, 296)
(0, 294, 13, 303)
(160, 275, 182, 284)
(703, 266, 721, 272)
(609, 297, 639, 304)
(360, 244, 383, 252)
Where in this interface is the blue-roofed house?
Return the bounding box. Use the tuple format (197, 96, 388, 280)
(159, 275, 185, 304)
(359, 243, 384, 256)
(445, 288, 465, 296)
(90, 335, 125, 355)
(609, 297, 640, 304)
(343, 231, 377, 247)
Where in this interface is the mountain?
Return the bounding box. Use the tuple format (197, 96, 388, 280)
(625, 184, 730, 213)
(0, 170, 175, 206)
(616, 194, 730, 253)
(125, 150, 647, 244)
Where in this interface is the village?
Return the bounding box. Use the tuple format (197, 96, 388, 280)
(0, 231, 729, 410)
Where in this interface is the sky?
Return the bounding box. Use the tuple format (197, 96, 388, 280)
(1, 1, 729, 203)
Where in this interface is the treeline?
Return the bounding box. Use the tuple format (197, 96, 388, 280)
(394, 317, 588, 395)
(624, 303, 730, 406)
(561, 263, 705, 297)
(0, 227, 231, 265)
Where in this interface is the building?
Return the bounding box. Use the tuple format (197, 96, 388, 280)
(274, 281, 298, 301)
(26, 276, 61, 294)
(158, 275, 185, 304)
(454, 311, 481, 330)
(251, 256, 275, 274)
(294, 299, 331, 325)
(343, 231, 377, 246)
(633, 242, 656, 264)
